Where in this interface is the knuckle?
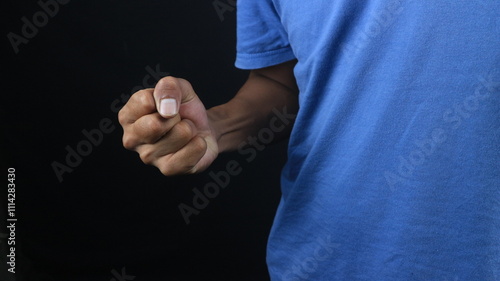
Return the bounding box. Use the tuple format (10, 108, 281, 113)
(143, 116, 163, 135)
(157, 76, 177, 89)
(139, 149, 155, 165)
(174, 121, 195, 141)
(136, 91, 150, 105)
(122, 134, 137, 150)
(177, 78, 193, 91)
(158, 167, 172, 176)
(117, 108, 127, 125)
(132, 90, 154, 107)
(156, 161, 175, 176)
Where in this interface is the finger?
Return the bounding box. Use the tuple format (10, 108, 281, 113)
(153, 76, 198, 118)
(130, 113, 181, 145)
(135, 119, 197, 161)
(118, 89, 156, 125)
(154, 136, 208, 176)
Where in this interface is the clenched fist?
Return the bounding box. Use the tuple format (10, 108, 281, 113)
(118, 77, 218, 176)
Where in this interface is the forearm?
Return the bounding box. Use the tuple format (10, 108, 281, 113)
(208, 62, 299, 153)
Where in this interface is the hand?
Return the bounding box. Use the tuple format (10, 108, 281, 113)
(118, 77, 218, 175)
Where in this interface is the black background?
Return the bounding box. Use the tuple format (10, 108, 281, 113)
(2, 0, 287, 280)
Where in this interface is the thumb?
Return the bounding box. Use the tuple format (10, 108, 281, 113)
(153, 76, 197, 118)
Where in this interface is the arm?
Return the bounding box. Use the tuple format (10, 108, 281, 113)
(209, 59, 299, 152)
(118, 60, 298, 176)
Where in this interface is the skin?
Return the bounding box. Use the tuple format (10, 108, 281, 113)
(118, 59, 299, 176)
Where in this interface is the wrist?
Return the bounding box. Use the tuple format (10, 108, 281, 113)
(207, 105, 228, 153)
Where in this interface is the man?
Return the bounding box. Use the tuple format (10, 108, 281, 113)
(119, 1, 499, 280)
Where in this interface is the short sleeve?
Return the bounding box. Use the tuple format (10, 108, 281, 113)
(235, 0, 296, 70)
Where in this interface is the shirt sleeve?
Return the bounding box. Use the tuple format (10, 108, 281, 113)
(235, 0, 296, 70)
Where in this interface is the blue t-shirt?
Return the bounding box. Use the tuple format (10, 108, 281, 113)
(236, 1, 500, 280)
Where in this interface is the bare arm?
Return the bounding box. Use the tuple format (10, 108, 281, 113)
(209, 59, 299, 152)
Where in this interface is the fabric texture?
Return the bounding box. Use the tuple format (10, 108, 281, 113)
(236, 1, 500, 280)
